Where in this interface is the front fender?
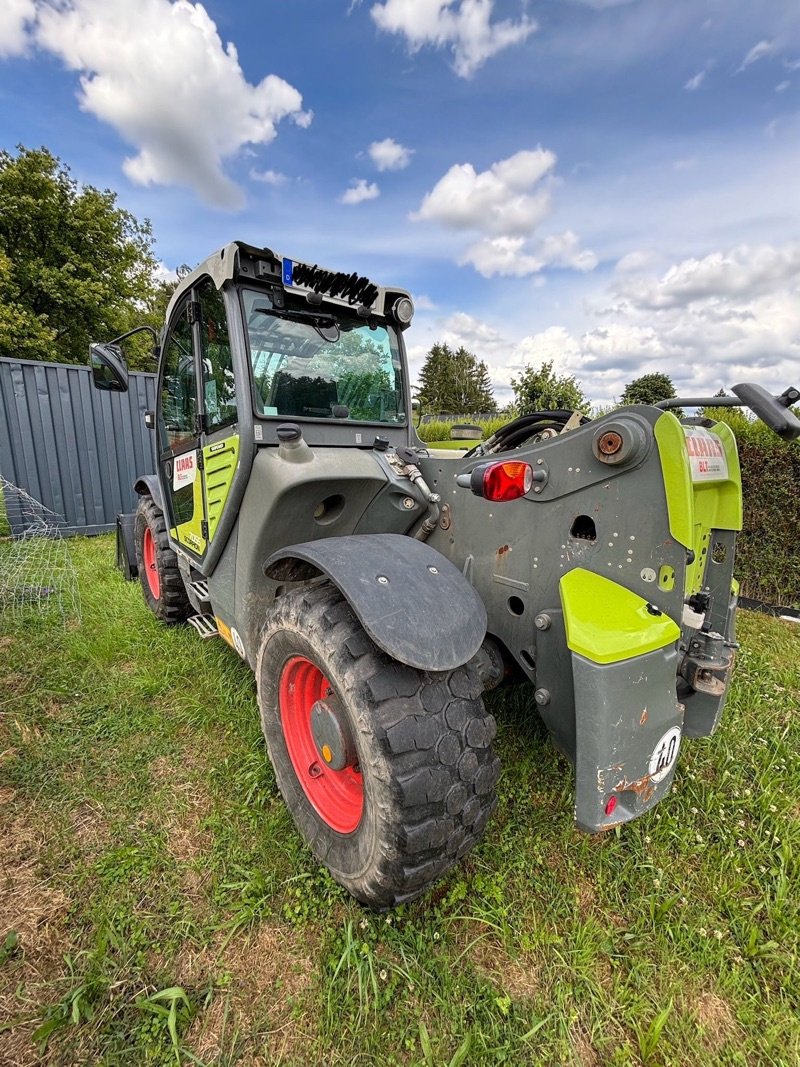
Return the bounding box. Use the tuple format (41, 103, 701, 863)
(134, 474, 163, 512)
(265, 534, 487, 672)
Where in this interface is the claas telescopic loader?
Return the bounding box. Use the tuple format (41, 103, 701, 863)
(89, 240, 800, 907)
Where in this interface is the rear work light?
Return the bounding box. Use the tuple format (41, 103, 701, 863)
(457, 460, 534, 502)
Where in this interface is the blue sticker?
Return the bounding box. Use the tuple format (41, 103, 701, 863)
(282, 257, 294, 286)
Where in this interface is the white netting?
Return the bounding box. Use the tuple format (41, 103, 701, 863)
(0, 476, 81, 624)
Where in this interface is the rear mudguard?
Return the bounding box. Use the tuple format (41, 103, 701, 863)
(116, 512, 138, 580)
(265, 533, 487, 672)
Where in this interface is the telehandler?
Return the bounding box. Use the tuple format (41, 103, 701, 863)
(90, 240, 800, 907)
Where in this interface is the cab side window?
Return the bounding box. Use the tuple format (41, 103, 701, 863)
(160, 306, 196, 450)
(198, 279, 237, 432)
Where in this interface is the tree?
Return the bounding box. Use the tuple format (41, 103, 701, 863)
(0, 145, 159, 368)
(416, 342, 497, 415)
(510, 360, 590, 415)
(620, 372, 677, 407)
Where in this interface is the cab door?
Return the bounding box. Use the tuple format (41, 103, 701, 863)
(194, 277, 239, 552)
(157, 297, 207, 559)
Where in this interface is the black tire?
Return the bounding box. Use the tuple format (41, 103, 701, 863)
(256, 581, 500, 908)
(134, 495, 192, 624)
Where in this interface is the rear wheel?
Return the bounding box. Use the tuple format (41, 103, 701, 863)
(256, 582, 500, 908)
(134, 495, 192, 624)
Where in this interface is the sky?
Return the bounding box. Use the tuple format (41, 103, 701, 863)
(1, 0, 798, 407)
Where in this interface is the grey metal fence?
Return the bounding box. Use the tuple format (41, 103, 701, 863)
(0, 357, 157, 536)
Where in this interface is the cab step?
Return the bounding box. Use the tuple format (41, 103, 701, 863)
(187, 613, 219, 639)
(190, 578, 210, 601)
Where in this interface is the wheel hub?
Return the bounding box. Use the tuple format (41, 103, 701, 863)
(278, 656, 364, 834)
(310, 695, 357, 771)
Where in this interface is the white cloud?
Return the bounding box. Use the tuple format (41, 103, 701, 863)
(340, 178, 380, 204)
(412, 148, 595, 277)
(440, 311, 508, 357)
(250, 167, 288, 186)
(614, 243, 800, 310)
(413, 293, 437, 310)
(615, 250, 657, 273)
(153, 261, 179, 284)
(775, 79, 790, 92)
(413, 148, 555, 234)
(684, 70, 706, 91)
(738, 39, 778, 72)
(370, 0, 535, 78)
(0, 0, 35, 56)
(418, 241, 800, 406)
(460, 236, 544, 277)
(460, 230, 597, 278)
(567, 0, 639, 8)
(26, 0, 311, 209)
(368, 137, 414, 171)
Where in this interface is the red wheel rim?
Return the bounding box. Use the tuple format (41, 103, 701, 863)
(279, 656, 363, 834)
(143, 526, 160, 599)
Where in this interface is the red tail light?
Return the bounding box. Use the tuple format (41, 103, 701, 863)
(477, 461, 533, 502)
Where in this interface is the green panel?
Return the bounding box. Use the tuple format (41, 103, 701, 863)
(203, 434, 240, 541)
(655, 414, 744, 596)
(706, 421, 743, 530)
(654, 412, 694, 549)
(171, 473, 207, 556)
(684, 421, 743, 595)
(559, 568, 681, 665)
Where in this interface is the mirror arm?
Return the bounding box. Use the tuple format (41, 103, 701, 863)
(655, 396, 745, 409)
(107, 325, 160, 347)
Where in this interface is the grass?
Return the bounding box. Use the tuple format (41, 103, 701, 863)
(0, 485, 9, 538)
(424, 439, 474, 451)
(1, 536, 798, 1065)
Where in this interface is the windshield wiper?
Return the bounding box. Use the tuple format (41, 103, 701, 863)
(254, 306, 340, 343)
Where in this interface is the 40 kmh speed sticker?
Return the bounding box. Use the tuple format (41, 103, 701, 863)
(648, 726, 681, 784)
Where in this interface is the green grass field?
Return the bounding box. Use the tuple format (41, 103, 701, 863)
(1, 536, 798, 1065)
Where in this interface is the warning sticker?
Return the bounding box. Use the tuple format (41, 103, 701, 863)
(683, 428, 728, 482)
(231, 627, 246, 659)
(173, 450, 197, 490)
(648, 726, 681, 784)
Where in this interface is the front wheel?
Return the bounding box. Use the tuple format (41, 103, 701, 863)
(256, 582, 500, 908)
(134, 495, 192, 624)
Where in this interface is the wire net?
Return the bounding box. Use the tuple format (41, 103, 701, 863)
(0, 476, 81, 625)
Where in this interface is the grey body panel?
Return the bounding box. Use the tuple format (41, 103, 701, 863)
(572, 645, 682, 832)
(417, 407, 733, 801)
(220, 444, 424, 666)
(681, 529, 738, 738)
(420, 407, 688, 680)
(265, 534, 487, 672)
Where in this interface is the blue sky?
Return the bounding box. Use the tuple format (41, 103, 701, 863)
(1, 0, 798, 405)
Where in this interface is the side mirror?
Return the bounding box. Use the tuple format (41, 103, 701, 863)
(732, 383, 800, 442)
(90, 342, 129, 393)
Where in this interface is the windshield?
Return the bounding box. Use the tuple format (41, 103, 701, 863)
(242, 288, 407, 424)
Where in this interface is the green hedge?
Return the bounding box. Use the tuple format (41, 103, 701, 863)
(708, 410, 800, 608)
(416, 417, 509, 443)
(416, 411, 800, 607)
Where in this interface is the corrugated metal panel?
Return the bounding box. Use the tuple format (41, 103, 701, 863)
(0, 357, 157, 536)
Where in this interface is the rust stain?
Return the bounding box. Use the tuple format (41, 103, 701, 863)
(614, 772, 656, 804)
(497, 544, 510, 557)
(639, 708, 648, 726)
